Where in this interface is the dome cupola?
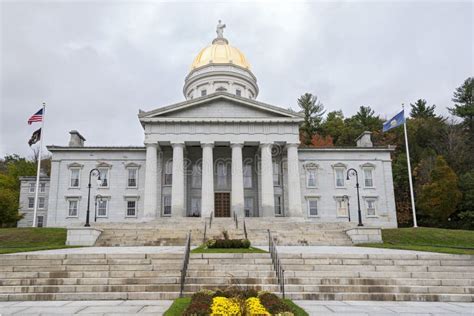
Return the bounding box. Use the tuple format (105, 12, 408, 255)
(183, 21, 259, 100)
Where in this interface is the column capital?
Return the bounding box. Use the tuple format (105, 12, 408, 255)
(259, 142, 273, 149)
(144, 142, 159, 148)
(201, 142, 214, 149)
(230, 142, 244, 148)
(171, 142, 185, 148)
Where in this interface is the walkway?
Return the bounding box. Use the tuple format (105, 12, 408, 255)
(0, 300, 472, 315)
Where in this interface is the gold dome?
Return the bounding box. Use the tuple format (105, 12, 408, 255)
(191, 38, 251, 70)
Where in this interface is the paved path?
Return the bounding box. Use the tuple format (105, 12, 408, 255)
(0, 300, 472, 315)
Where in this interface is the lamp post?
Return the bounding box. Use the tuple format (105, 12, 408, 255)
(346, 168, 363, 226)
(85, 168, 101, 227)
(94, 194, 103, 223)
(342, 195, 351, 222)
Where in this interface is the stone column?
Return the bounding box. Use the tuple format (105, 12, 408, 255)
(231, 143, 244, 217)
(171, 143, 185, 217)
(201, 143, 214, 218)
(260, 143, 275, 217)
(143, 143, 158, 219)
(286, 143, 303, 217)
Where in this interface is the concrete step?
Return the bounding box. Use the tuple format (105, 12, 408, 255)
(283, 292, 473, 302)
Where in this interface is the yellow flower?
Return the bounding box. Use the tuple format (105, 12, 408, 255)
(245, 297, 270, 316)
(211, 296, 242, 316)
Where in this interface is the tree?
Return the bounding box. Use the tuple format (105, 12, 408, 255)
(321, 110, 345, 145)
(297, 93, 325, 146)
(418, 156, 462, 225)
(457, 170, 474, 228)
(410, 99, 436, 119)
(352, 106, 382, 131)
(449, 77, 474, 134)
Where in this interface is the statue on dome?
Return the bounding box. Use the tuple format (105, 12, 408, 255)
(216, 20, 226, 38)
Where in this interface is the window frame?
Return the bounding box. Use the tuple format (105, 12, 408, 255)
(364, 197, 378, 217)
(272, 161, 281, 186)
(334, 167, 346, 188)
(67, 199, 79, 218)
(216, 161, 228, 188)
(363, 167, 375, 188)
(243, 163, 253, 189)
(125, 199, 137, 218)
(191, 163, 202, 189)
(28, 197, 34, 209)
(39, 182, 46, 193)
(164, 160, 173, 186)
(306, 197, 319, 217)
(38, 197, 45, 209)
(244, 197, 254, 217)
(97, 199, 108, 218)
(29, 183, 35, 193)
(190, 197, 201, 217)
(36, 215, 44, 228)
(334, 196, 349, 218)
(127, 168, 138, 188)
(163, 195, 172, 216)
(274, 195, 283, 216)
(306, 169, 317, 188)
(69, 168, 81, 188)
(98, 168, 109, 188)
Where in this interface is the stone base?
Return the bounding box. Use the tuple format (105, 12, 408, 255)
(66, 227, 103, 246)
(345, 227, 383, 244)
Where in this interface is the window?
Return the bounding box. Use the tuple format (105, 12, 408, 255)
(364, 168, 374, 188)
(190, 197, 201, 217)
(126, 200, 137, 217)
(244, 197, 254, 217)
(29, 183, 35, 193)
(37, 216, 44, 228)
(217, 162, 227, 187)
(99, 169, 109, 187)
(38, 197, 45, 209)
(201, 89, 207, 96)
(236, 89, 242, 96)
(164, 160, 173, 185)
(68, 200, 78, 217)
(192, 163, 201, 188)
(127, 168, 138, 188)
(306, 169, 317, 188)
(335, 168, 345, 188)
(366, 198, 377, 216)
(273, 161, 281, 186)
(97, 200, 108, 217)
(163, 195, 171, 216)
(70, 169, 80, 187)
(28, 197, 34, 209)
(39, 183, 46, 193)
(336, 197, 348, 217)
(307, 198, 319, 217)
(243, 164, 252, 188)
(274, 195, 282, 215)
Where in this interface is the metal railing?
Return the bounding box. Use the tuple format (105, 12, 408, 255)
(233, 212, 238, 229)
(268, 229, 285, 298)
(243, 218, 248, 240)
(179, 231, 192, 297)
(209, 211, 214, 229)
(203, 221, 207, 244)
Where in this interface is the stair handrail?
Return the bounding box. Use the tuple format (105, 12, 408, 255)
(243, 218, 248, 240)
(233, 212, 238, 229)
(203, 221, 207, 244)
(209, 211, 213, 229)
(268, 229, 285, 298)
(179, 230, 192, 297)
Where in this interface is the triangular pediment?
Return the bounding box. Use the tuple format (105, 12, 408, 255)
(139, 92, 302, 120)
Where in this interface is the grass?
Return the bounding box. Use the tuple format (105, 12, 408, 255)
(0, 227, 80, 254)
(191, 245, 267, 253)
(359, 227, 474, 255)
(162, 297, 307, 316)
(163, 297, 191, 316)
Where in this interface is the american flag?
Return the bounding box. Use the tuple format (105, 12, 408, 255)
(27, 108, 44, 125)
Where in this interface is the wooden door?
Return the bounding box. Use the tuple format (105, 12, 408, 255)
(214, 193, 230, 217)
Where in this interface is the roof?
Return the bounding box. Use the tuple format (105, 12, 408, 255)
(138, 92, 303, 120)
(47, 146, 145, 152)
(298, 146, 396, 152)
(20, 176, 50, 181)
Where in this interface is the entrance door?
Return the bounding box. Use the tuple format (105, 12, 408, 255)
(214, 193, 230, 217)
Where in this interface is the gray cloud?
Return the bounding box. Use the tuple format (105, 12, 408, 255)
(1, 1, 472, 157)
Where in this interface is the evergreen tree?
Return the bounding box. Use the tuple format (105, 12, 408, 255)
(320, 110, 345, 144)
(297, 93, 325, 146)
(410, 99, 436, 119)
(457, 170, 474, 228)
(449, 77, 474, 134)
(418, 156, 462, 225)
(353, 106, 382, 131)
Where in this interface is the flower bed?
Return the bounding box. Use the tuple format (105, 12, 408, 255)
(206, 238, 251, 249)
(177, 288, 306, 316)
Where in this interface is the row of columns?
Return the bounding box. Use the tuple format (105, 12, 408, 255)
(143, 142, 303, 219)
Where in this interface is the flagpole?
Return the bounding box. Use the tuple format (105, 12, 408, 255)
(32, 102, 46, 228)
(402, 105, 417, 228)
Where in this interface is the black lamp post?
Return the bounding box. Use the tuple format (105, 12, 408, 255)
(94, 194, 103, 223)
(85, 168, 101, 227)
(346, 168, 363, 226)
(342, 195, 351, 222)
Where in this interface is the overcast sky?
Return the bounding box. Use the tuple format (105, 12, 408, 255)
(1, 0, 472, 158)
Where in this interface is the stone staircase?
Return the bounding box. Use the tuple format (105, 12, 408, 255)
(280, 252, 474, 302)
(93, 217, 355, 246)
(0, 251, 472, 302)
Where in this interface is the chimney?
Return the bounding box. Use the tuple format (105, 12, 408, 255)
(356, 131, 373, 147)
(69, 130, 86, 147)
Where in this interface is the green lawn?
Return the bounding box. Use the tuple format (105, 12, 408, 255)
(0, 227, 80, 254)
(191, 245, 267, 254)
(359, 227, 474, 255)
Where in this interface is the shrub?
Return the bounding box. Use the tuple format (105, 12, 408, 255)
(183, 291, 212, 316)
(207, 238, 251, 249)
(246, 297, 270, 315)
(259, 292, 293, 315)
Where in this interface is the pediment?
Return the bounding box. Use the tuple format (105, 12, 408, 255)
(139, 92, 302, 120)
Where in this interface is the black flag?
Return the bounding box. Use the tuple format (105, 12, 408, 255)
(28, 128, 41, 146)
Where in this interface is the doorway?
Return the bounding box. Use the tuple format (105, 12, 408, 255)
(214, 192, 230, 217)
